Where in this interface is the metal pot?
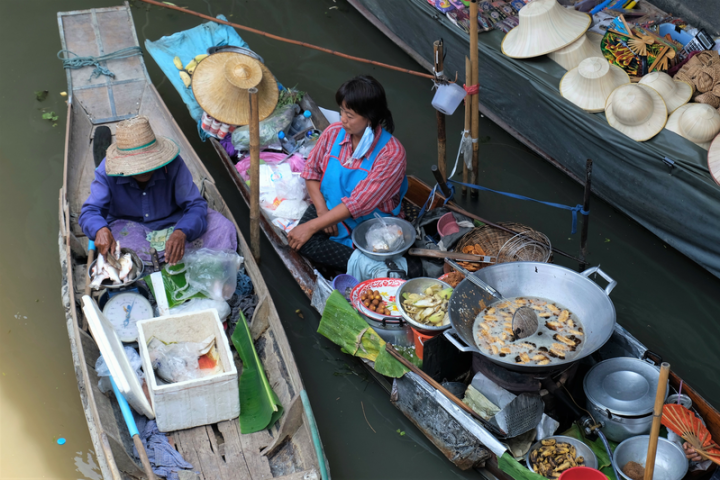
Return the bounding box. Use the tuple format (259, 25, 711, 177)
(395, 277, 452, 334)
(444, 263, 617, 373)
(583, 357, 668, 443)
(360, 313, 414, 347)
(351, 217, 416, 262)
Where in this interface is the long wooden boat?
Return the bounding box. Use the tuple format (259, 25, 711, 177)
(209, 100, 720, 479)
(57, 5, 327, 479)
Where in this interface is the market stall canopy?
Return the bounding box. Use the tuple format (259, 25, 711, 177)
(560, 57, 629, 113)
(501, 0, 591, 59)
(548, 33, 604, 71)
(639, 72, 693, 114)
(666, 103, 720, 149)
(605, 84, 668, 142)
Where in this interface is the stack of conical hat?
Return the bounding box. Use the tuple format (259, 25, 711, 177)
(639, 72, 692, 114)
(605, 84, 667, 142)
(502, 0, 591, 59)
(666, 103, 720, 149)
(707, 135, 720, 185)
(560, 57, 630, 112)
(549, 34, 604, 71)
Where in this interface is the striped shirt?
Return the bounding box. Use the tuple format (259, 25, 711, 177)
(301, 122, 407, 219)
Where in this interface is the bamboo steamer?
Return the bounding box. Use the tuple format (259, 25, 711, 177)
(560, 57, 630, 113)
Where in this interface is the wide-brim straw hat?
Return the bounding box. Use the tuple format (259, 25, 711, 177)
(706, 135, 720, 185)
(560, 57, 630, 112)
(639, 72, 693, 114)
(605, 84, 667, 142)
(666, 103, 720, 149)
(549, 33, 604, 71)
(105, 116, 179, 176)
(192, 52, 279, 126)
(501, 0, 591, 59)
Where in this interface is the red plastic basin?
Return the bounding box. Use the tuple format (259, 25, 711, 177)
(559, 466, 606, 480)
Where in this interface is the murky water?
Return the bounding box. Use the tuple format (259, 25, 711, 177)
(2, 0, 720, 478)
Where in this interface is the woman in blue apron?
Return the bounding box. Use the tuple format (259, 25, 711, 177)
(288, 76, 408, 271)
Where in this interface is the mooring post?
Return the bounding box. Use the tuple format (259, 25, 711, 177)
(579, 158, 593, 270)
(249, 87, 261, 263)
(469, 0, 480, 199)
(434, 39, 447, 179)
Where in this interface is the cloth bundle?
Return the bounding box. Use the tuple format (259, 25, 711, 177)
(674, 51, 720, 109)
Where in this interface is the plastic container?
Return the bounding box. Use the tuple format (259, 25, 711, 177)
(288, 110, 313, 136)
(432, 83, 467, 115)
(559, 467, 606, 480)
(437, 212, 460, 237)
(137, 308, 239, 432)
(277, 131, 297, 154)
(411, 327, 438, 359)
(331, 274, 359, 300)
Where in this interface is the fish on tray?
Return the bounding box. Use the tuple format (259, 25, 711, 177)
(89, 242, 136, 289)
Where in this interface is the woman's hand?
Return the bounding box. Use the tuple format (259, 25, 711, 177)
(165, 229, 187, 265)
(288, 222, 317, 251)
(683, 442, 703, 462)
(315, 206, 338, 236)
(94, 227, 116, 257)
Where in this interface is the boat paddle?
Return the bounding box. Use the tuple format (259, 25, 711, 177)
(109, 376, 157, 480)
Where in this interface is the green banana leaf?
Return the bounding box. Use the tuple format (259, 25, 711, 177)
(561, 424, 617, 479)
(231, 311, 283, 434)
(145, 263, 206, 308)
(318, 291, 409, 378)
(498, 452, 546, 480)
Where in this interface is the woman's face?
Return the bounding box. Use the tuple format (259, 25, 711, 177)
(340, 102, 370, 137)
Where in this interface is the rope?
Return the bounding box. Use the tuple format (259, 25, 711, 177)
(58, 46, 143, 80)
(464, 84, 479, 95)
(137, 0, 435, 80)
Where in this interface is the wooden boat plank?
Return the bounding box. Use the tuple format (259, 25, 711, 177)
(238, 427, 274, 480)
(273, 471, 318, 480)
(79, 328, 101, 369)
(216, 421, 255, 478)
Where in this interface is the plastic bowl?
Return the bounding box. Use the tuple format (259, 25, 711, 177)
(613, 436, 688, 480)
(395, 277, 452, 334)
(351, 217, 416, 262)
(559, 467, 606, 480)
(331, 274, 358, 300)
(526, 436, 598, 475)
(437, 212, 460, 237)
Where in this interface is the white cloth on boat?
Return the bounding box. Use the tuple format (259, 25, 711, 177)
(346, 249, 408, 282)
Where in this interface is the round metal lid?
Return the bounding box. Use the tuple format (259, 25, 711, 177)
(583, 357, 668, 416)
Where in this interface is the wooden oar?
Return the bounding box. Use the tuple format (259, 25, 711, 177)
(645, 362, 671, 480)
(409, 248, 495, 264)
(385, 344, 506, 437)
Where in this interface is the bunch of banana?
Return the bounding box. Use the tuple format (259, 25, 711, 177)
(529, 439, 585, 478)
(173, 54, 210, 88)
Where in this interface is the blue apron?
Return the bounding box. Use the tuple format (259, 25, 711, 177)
(320, 129, 408, 247)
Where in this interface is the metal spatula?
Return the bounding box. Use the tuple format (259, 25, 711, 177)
(445, 259, 539, 339)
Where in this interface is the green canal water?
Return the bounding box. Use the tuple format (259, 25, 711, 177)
(1, 0, 719, 478)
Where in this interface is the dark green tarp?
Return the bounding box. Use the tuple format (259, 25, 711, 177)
(353, 0, 720, 279)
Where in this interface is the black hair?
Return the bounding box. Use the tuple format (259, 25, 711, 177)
(335, 75, 395, 134)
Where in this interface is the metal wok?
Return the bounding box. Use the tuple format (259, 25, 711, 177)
(445, 262, 617, 373)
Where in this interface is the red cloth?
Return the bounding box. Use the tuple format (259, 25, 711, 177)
(301, 122, 407, 219)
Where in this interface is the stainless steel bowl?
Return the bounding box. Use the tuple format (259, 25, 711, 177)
(395, 277, 452, 334)
(613, 436, 688, 480)
(351, 217, 416, 262)
(525, 435, 598, 476)
(88, 248, 145, 290)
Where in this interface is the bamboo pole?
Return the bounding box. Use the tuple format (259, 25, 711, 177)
(579, 159, 593, 270)
(434, 40, 447, 179)
(463, 56, 472, 197)
(249, 87, 261, 263)
(469, 0, 480, 199)
(644, 362, 671, 480)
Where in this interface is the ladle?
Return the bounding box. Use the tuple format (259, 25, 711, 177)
(445, 259, 538, 339)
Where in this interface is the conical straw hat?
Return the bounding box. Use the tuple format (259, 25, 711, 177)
(706, 134, 720, 185)
(192, 52, 279, 126)
(105, 116, 180, 176)
(639, 72, 693, 114)
(666, 103, 720, 149)
(560, 57, 629, 112)
(501, 0, 591, 59)
(549, 34, 604, 71)
(605, 84, 667, 142)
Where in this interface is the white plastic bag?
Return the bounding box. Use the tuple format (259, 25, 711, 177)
(184, 249, 243, 301)
(365, 221, 404, 252)
(147, 335, 221, 384)
(169, 298, 231, 320)
(95, 346, 144, 393)
(273, 199, 308, 220)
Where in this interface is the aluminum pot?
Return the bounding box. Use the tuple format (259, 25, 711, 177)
(359, 313, 413, 347)
(351, 217, 416, 262)
(395, 277, 453, 334)
(445, 263, 617, 373)
(613, 436, 688, 480)
(583, 357, 668, 443)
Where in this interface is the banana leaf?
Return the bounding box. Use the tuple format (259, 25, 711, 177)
(146, 263, 206, 308)
(231, 311, 283, 434)
(318, 290, 408, 378)
(561, 424, 616, 479)
(498, 452, 546, 480)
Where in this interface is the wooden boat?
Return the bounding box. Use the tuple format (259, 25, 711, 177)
(209, 103, 720, 479)
(56, 5, 327, 480)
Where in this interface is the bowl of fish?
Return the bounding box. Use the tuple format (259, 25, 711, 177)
(88, 246, 144, 290)
(525, 436, 598, 478)
(351, 217, 416, 262)
(395, 277, 453, 334)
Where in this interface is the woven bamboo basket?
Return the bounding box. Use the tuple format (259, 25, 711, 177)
(453, 223, 552, 271)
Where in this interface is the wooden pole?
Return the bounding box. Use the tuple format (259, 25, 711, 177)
(469, 0, 480, 199)
(579, 159, 593, 270)
(463, 56, 472, 197)
(249, 87, 261, 263)
(644, 362, 671, 480)
(434, 40, 447, 179)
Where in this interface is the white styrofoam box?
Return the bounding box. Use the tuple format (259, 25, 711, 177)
(136, 308, 239, 432)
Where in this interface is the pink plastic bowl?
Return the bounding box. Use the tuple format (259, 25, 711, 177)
(437, 212, 460, 237)
(558, 467, 606, 480)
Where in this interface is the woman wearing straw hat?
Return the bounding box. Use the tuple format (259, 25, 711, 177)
(79, 116, 237, 265)
(287, 75, 408, 271)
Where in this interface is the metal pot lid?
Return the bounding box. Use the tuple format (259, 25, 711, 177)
(583, 357, 667, 416)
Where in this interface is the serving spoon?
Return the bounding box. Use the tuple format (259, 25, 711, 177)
(445, 259, 538, 339)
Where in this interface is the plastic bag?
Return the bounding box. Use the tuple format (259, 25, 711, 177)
(273, 199, 308, 220)
(231, 104, 295, 152)
(95, 346, 144, 393)
(365, 221, 404, 252)
(184, 249, 244, 301)
(168, 298, 231, 320)
(147, 335, 221, 384)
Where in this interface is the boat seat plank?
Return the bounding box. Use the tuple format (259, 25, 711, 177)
(273, 471, 318, 480)
(238, 427, 274, 480)
(174, 426, 227, 480)
(216, 421, 254, 478)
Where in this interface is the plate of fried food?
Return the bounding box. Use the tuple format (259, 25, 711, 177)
(349, 278, 406, 320)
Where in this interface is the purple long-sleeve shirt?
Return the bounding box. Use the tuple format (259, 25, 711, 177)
(79, 156, 208, 241)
